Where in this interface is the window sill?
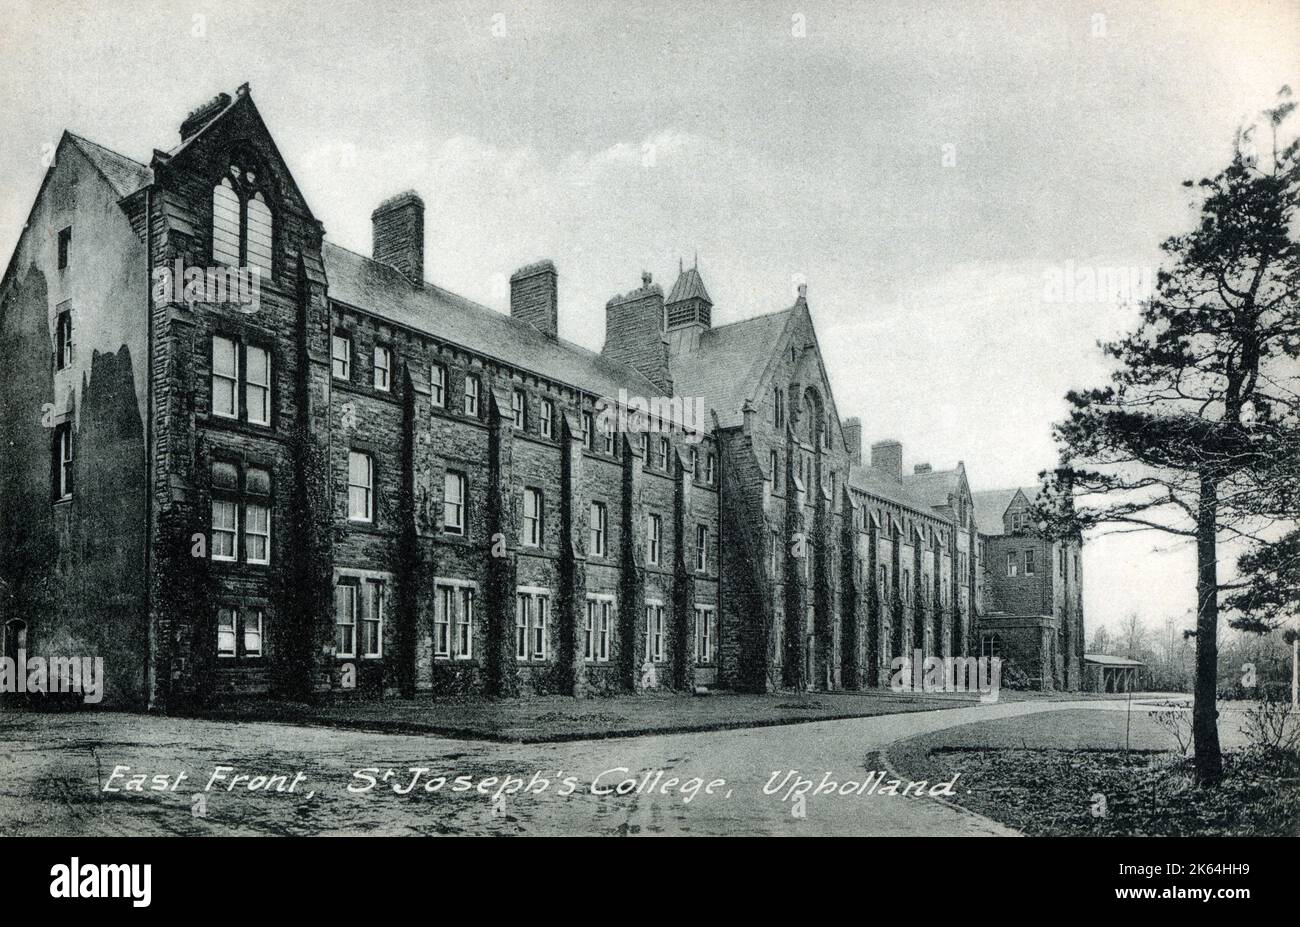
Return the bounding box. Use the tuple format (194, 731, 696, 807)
(212, 560, 272, 573)
(202, 414, 280, 441)
(333, 379, 402, 405)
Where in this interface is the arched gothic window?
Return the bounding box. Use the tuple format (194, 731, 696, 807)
(211, 157, 274, 277)
(802, 391, 820, 446)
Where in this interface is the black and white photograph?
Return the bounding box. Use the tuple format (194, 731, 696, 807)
(0, 0, 1296, 907)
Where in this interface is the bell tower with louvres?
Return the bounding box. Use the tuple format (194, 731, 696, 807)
(665, 258, 713, 353)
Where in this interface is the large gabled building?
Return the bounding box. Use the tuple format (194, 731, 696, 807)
(0, 85, 1083, 707)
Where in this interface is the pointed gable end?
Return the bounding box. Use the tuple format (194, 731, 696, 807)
(156, 84, 320, 231)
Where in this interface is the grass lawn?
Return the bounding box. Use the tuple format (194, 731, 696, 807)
(198, 688, 968, 743)
(887, 708, 1300, 836)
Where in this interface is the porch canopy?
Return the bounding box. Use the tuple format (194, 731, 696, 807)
(1084, 653, 1144, 693)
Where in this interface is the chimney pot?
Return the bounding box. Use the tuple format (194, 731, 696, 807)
(914, 463, 932, 474)
(870, 439, 903, 483)
(180, 92, 231, 141)
(510, 260, 558, 339)
(603, 275, 671, 392)
(371, 191, 425, 285)
(842, 417, 862, 466)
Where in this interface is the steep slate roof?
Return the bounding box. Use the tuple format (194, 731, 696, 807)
(66, 133, 152, 199)
(49, 130, 662, 402)
(970, 487, 1037, 536)
(666, 265, 712, 305)
(323, 243, 663, 400)
(848, 463, 949, 520)
(900, 467, 960, 511)
(668, 306, 796, 429)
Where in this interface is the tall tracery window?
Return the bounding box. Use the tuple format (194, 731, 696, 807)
(212, 158, 274, 277)
(212, 179, 241, 267)
(803, 393, 820, 446)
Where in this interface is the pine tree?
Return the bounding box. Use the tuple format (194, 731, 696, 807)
(1040, 90, 1300, 785)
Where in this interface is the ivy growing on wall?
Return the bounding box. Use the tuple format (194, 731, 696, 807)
(275, 422, 332, 701)
(393, 367, 421, 698)
(154, 505, 216, 708)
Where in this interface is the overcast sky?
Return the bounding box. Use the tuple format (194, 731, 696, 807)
(2, 0, 1296, 634)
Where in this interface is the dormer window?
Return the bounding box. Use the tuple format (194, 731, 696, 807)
(211, 159, 274, 278)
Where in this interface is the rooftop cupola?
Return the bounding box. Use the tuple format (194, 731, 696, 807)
(665, 257, 713, 331)
(665, 257, 713, 354)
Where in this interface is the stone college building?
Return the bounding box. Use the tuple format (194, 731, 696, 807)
(0, 87, 1085, 707)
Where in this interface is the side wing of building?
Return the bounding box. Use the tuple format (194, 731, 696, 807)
(0, 133, 151, 705)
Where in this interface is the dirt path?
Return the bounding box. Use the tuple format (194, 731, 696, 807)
(0, 699, 1191, 836)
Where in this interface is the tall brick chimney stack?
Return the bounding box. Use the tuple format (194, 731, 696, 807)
(602, 272, 672, 393)
(372, 191, 424, 285)
(842, 417, 862, 465)
(510, 260, 558, 339)
(870, 439, 903, 482)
